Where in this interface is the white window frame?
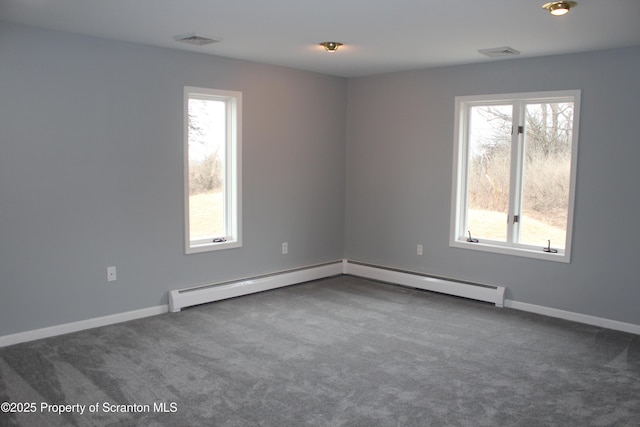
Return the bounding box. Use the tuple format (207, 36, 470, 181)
(450, 90, 580, 263)
(184, 86, 242, 254)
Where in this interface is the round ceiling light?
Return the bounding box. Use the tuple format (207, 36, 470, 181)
(319, 42, 343, 52)
(542, 1, 577, 16)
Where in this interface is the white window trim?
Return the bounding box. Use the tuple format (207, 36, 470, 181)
(450, 90, 580, 263)
(184, 86, 242, 254)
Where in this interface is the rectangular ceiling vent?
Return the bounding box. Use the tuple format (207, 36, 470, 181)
(174, 33, 221, 46)
(478, 46, 521, 58)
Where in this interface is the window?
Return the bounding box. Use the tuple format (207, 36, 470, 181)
(184, 86, 241, 253)
(450, 90, 580, 262)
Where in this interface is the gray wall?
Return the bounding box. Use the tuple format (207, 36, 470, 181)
(346, 47, 640, 325)
(2, 21, 639, 337)
(0, 23, 346, 336)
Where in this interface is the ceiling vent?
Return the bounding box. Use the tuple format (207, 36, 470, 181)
(173, 33, 221, 46)
(478, 46, 521, 58)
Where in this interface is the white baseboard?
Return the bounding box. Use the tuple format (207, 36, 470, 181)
(504, 299, 640, 335)
(344, 260, 506, 307)
(0, 261, 344, 348)
(169, 261, 344, 312)
(343, 260, 640, 335)
(4, 259, 637, 347)
(0, 305, 168, 348)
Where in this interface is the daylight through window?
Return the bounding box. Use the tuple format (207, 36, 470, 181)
(184, 87, 241, 253)
(450, 90, 580, 262)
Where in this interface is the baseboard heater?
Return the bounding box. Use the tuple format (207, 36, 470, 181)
(169, 259, 505, 312)
(169, 261, 344, 312)
(344, 260, 506, 307)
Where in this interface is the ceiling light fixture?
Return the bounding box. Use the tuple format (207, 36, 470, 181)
(319, 42, 343, 52)
(542, 1, 577, 16)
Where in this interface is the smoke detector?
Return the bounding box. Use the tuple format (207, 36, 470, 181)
(478, 46, 521, 58)
(173, 33, 221, 46)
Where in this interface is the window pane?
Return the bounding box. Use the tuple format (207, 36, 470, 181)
(519, 102, 573, 249)
(467, 105, 512, 242)
(188, 98, 226, 242)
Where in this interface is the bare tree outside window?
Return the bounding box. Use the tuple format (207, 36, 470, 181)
(184, 86, 241, 254)
(187, 98, 226, 242)
(466, 102, 574, 248)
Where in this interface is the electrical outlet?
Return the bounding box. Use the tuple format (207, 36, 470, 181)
(282, 242, 288, 255)
(417, 244, 423, 256)
(107, 266, 117, 282)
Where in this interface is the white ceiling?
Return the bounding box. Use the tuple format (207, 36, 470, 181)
(2, 0, 639, 77)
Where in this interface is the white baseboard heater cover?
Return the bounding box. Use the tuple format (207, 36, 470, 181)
(344, 260, 506, 307)
(169, 259, 505, 313)
(169, 261, 344, 312)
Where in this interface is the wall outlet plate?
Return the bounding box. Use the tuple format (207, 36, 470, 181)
(107, 266, 117, 282)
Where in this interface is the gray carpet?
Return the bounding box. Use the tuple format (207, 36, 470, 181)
(1, 275, 639, 426)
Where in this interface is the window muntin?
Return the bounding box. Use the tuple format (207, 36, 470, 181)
(451, 91, 580, 262)
(184, 87, 241, 253)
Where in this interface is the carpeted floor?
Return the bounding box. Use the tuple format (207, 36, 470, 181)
(1, 275, 639, 426)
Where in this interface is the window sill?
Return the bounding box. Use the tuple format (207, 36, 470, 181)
(450, 239, 569, 263)
(186, 239, 241, 254)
